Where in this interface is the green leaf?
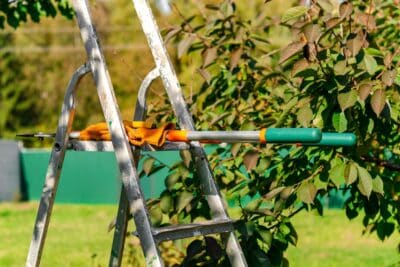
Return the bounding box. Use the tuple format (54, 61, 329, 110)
(297, 182, 317, 204)
(149, 205, 163, 226)
(165, 173, 180, 191)
(258, 227, 273, 248)
(177, 191, 194, 212)
(297, 105, 313, 127)
(356, 166, 373, 198)
(160, 194, 173, 213)
(372, 176, 384, 195)
(143, 157, 155, 176)
(363, 53, 378, 75)
(329, 163, 345, 188)
(334, 60, 350, 76)
(377, 221, 395, 241)
(281, 6, 308, 23)
(338, 90, 358, 111)
(344, 162, 358, 185)
(370, 89, 386, 117)
(332, 112, 348, 132)
(179, 150, 192, 168)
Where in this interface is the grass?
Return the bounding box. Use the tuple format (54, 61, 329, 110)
(0, 202, 399, 267)
(286, 210, 400, 267)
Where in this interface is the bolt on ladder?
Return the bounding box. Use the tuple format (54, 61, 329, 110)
(26, 0, 248, 266)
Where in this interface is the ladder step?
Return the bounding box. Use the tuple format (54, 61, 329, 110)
(151, 219, 234, 242)
(68, 140, 190, 152)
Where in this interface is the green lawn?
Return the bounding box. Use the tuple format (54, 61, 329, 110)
(0, 202, 398, 267)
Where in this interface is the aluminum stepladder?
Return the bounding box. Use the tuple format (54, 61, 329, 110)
(26, 0, 248, 266)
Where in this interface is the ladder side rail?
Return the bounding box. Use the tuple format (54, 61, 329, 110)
(26, 64, 90, 267)
(72, 1, 164, 266)
(131, 1, 248, 266)
(109, 67, 160, 267)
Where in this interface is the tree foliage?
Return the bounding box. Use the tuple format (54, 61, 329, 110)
(0, 0, 73, 29)
(141, 0, 400, 265)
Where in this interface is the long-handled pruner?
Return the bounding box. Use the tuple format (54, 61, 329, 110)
(17, 127, 356, 147)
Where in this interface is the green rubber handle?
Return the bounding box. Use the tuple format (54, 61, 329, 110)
(266, 128, 322, 143)
(316, 133, 356, 146)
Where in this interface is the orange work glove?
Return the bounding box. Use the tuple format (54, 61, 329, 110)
(79, 122, 111, 141)
(125, 122, 175, 147)
(79, 121, 175, 147)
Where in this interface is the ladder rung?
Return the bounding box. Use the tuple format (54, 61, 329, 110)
(68, 140, 190, 152)
(151, 219, 234, 242)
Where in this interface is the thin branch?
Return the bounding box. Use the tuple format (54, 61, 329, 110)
(361, 155, 400, 172)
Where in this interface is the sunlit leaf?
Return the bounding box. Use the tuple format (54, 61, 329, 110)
(201, 47, 217, 68)
(160, 194, 173, 213)
(334, 60, 349, 76)
(382, 70, 396, 87)
(304, 24, 321, 43)
(297, 182, 317, 204)
(231, 143, 241, 157)
(197, 68, 211, 84)
(149, 205, 163, 226)
(344, 162, 358, 185)
(363, 53, 378, 75)
(244, 150, 259, 171)
(279, 41, 305, 64)
(358, 83, 372, 101)
(332, 112, 348, 132)
(230, 47, 243, 70)
(263, 186, 285, 200)
(372, 176, 384, 195)
(143, 157, 155, 176)
(179, 150, 192, 168)
(339, 1, 353, 19)
(281, 6, 308, 23)
(329, 163, 345, 188)
(370, 89, 386, 117)
(355, 12, 376, 30)
(297, 105, 313, 127)
(338, 90, 358, 111)
(177, 191, 194, 212)
(346, 33, 364, 56)
(318, 0, 333, 12)
(291, 58, 310, 77)
(178, 34, 196, 58)
(325, 17, 340, 29)
(356, 166, 373, 198)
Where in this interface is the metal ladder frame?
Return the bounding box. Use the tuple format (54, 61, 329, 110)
(26, 0, 247, 266)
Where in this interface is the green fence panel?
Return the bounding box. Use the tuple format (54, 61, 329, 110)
(20, 147, 348, 207)
(20, 150, 180, 204)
